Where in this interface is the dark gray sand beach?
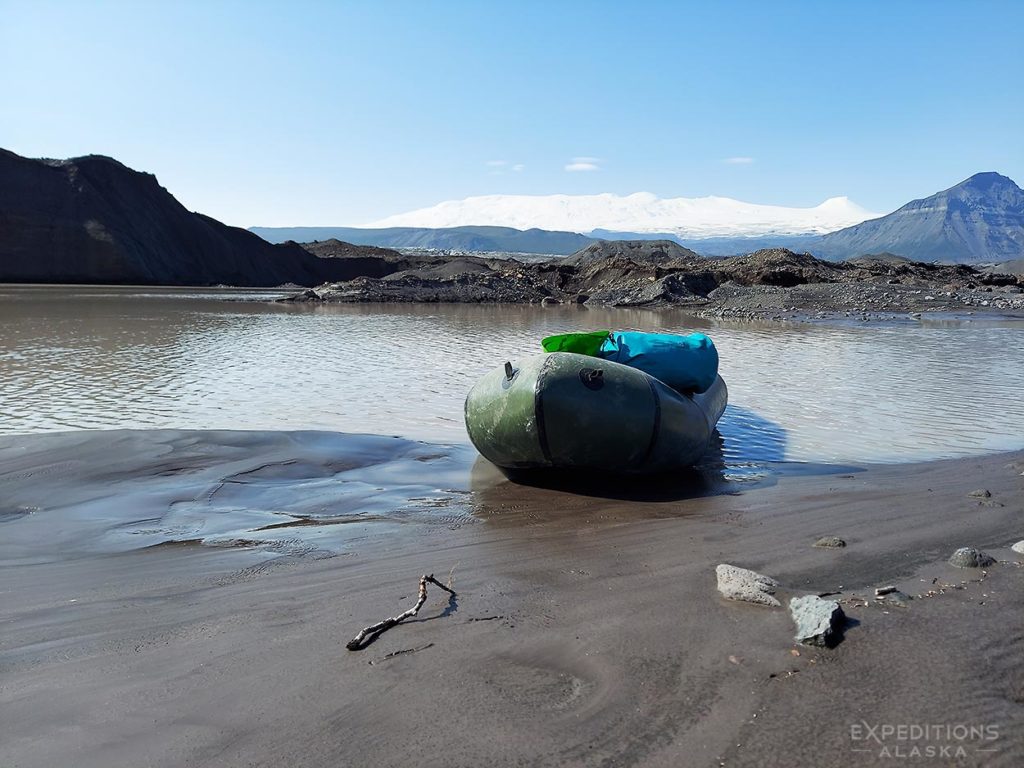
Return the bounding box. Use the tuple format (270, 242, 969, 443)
(2, 429, 1022, 767)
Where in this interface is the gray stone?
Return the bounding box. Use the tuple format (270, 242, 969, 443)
(948, 547, 996, 568)
(790, 595, 845, 647)
(967, 489, 991, 498)
(1011, 541, 1024, 555)
(814, 536, 847, 548)
(715, 564, 780, 607)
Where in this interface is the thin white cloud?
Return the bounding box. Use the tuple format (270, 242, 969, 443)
(565, 156, 601, 172)
(485, 160, 508, 167)
(723, 156, 755, 165)
(512, 163, 525, 172)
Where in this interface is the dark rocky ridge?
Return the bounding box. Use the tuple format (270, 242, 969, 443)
(0, 149, 400, 286)
(252, 223, 828, 258)
(252, 225, 599, 255)
(289, 239, 1024, 319)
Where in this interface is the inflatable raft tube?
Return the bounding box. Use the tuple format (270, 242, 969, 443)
(465, 352, 728, 476)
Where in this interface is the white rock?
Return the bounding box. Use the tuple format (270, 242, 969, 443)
(716, 564, 780, 607)
(1011, 541, 1024, 554)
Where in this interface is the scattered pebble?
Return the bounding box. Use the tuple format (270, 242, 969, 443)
(967, 489, 992, 498)
(948, 547, 996, 568)
(877, 590, 912, 607)
(875, 585, 897, 596)
(715, 564, 780, 607)
(790, 595, 845, 647)
(977, 500, 1005, 508)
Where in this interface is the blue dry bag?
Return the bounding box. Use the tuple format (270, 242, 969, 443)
(598, 331, 719, 394)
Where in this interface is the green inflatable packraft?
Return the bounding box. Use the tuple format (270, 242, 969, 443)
(464, 352, 728, 476)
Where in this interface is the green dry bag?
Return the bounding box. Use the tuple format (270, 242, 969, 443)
(541, 330, 610, 357)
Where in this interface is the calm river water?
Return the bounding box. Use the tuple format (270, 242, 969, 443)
(2, 286, 1023, 470)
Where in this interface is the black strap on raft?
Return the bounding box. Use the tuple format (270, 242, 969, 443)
(534, 357, 554, 464)
(641, 377, 663, 464)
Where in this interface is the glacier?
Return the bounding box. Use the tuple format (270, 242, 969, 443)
(365, 191, 881, 239)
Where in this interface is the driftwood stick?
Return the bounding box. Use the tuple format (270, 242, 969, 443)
(346, 573, 457, 651)
(427, 573, 457, 597)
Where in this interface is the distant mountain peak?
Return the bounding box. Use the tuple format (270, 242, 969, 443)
(949, 171, 1021, 198)
(817, 171, 1024, 263)
(960, 170, 1014, 185)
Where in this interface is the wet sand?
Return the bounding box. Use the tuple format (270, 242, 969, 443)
(1, 430, 1022, 767)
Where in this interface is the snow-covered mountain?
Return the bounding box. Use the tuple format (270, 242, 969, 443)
(365, 191, 881, 239)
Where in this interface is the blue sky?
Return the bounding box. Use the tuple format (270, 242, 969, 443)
(2, 0, 1022, 227)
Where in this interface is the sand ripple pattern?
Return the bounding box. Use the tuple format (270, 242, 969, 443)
(2, 287, 1023, 468)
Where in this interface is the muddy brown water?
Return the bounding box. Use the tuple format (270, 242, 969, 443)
(2, 285, 1024, 475)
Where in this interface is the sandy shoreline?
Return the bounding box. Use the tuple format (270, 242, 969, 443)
(2, 429, 1022, 767)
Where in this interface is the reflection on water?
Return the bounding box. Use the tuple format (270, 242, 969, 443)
(2, 286, 1024, 471)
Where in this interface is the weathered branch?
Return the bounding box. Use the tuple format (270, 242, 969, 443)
(346, 573, 457, 651)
